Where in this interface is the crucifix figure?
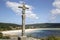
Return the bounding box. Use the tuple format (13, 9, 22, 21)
(18, 2, 29, 36)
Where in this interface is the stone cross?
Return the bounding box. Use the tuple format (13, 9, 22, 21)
(18, 3, 29, 36)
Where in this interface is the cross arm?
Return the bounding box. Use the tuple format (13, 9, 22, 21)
(18, 6, 23, 8)
(26, 7, 29, 9)
(18, 6, 29, 9)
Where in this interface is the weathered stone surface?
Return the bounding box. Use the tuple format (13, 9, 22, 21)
(10, 36, 18, 40)
(19, 36, 27, 40)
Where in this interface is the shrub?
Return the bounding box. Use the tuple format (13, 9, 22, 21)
(47, 35, 57, 40)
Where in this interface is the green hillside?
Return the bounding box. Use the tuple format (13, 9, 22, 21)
(26, 23, 60, 28)
(0, 23, 21, 31)
(0, 23, 60, 31)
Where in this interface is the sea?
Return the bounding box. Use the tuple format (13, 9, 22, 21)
(2, 29, 60, 38)
(28, 30, 60, 38)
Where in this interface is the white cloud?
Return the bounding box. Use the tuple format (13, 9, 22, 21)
(6, 1, 39, 19)
(51, 0, 60, 14)
(53, 0, 60, 9)
(50, 0, 60, 22)
(51, 9, 60, 14)
(25, 11, 39, 19)
(6, 1, 22, 14)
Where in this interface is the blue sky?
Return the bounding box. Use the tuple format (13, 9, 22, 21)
(0, 0, 60, 24)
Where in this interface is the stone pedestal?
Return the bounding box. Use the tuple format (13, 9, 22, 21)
(10, 36, 18, 40)
(18, 36, 27, 40)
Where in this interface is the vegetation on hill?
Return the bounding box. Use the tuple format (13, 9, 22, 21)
(0, 23, 60, 31)
(0, 23, 21, 31)
(26, 23, 60, 28)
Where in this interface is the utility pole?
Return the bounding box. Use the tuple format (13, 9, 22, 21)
(18, 1, 29, 36)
